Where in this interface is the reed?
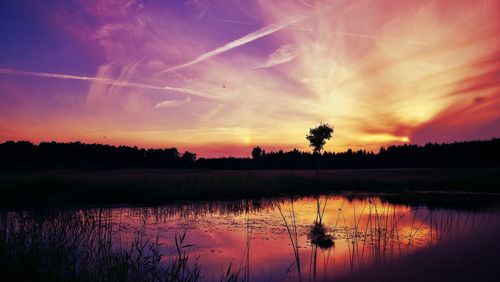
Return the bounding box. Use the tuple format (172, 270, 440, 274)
(0, 209, 250, 282)
(276, 201, 302, 282)
(0, 195, 496, 281)
(1, 168, 499, 208)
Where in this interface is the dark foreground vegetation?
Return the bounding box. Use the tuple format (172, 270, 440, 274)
(1, 139, 498, 280)
(0, 209, 242, 282)
(338, 219, 500, 282)
(1, 138, 499, 171)
(1, 196, 499, 282)
(1, 168, 499, 208)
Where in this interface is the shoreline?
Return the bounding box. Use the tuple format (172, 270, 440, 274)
(1, 168, 499, 209)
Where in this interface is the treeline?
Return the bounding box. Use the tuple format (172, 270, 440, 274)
(198, 139, 500, 169)
(0, 139, 499, 171)
(0, 141, 196, 171)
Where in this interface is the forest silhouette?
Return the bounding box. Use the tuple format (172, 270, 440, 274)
(1, 138, 499, 171)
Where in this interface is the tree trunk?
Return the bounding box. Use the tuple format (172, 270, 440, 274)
(316, 150, 320, 176)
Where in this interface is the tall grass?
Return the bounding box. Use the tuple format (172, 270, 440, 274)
(308, 197, 334, 249)
(0, 196, 496, 281)
(0, 209, 249, 282)
(1, 168, 499, 208)
(329, 198, 496, 274)
(276, 201, 302, 282)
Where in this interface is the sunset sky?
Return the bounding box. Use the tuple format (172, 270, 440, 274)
(1, 0, 499, 157)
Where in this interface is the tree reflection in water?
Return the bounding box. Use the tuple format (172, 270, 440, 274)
(1, 195, 498, 281)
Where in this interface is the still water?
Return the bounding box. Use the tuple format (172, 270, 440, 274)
(2, 194, 497, 281)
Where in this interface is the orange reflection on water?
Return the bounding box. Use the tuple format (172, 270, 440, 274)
(107, 195, 491, 281)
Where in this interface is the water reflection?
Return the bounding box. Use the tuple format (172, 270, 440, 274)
(1, 195, 498, 281)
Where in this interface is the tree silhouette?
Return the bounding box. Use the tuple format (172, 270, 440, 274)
(306, 123, 334, 154)
(181, 151, 197, 164)
(251, 146, 264, 160)
(306, 123, 334, 174)
(1, 138, 498, 171)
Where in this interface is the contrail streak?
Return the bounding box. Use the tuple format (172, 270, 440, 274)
(215, 19, 424, 46)
(0, 67, 211, 98)
(155, 97, 191, 108)
(156, 16, 305, 75)
(297, 28, 425, 46)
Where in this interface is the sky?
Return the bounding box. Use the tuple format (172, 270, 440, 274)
(0, 0, 499, 157)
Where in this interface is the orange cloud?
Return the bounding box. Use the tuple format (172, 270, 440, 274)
(1, 0, 499, 156)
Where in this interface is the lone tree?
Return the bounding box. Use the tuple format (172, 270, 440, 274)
(306, 123, 334, 174)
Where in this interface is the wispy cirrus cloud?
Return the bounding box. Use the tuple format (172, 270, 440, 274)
(156, 16, 305, 75)
(0, 68, 210, 98)
(1, 0, 500, 157)
(254, 44, 297, 69)
(155, 97, 191, 108)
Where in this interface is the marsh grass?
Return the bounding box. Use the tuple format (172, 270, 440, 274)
(0, 209, 252, 282)
(329, 198, 494, 274)
(277, 201, 302, 282)
(308, 197, 334, 249)
(275, 195, 496, 279)
(1, 168, 499, 208)
(0, 196, 496, 281)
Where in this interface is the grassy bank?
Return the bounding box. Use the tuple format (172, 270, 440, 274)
(1, 168, 499, 208)
(0, 209, 246, 282)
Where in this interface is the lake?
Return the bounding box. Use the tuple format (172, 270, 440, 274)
(1, 194, 498, 281)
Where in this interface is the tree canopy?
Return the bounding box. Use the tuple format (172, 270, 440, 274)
(251, 146, 265, 159)
(1, 138, 499, 171)
(306, 123, 334, 154)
